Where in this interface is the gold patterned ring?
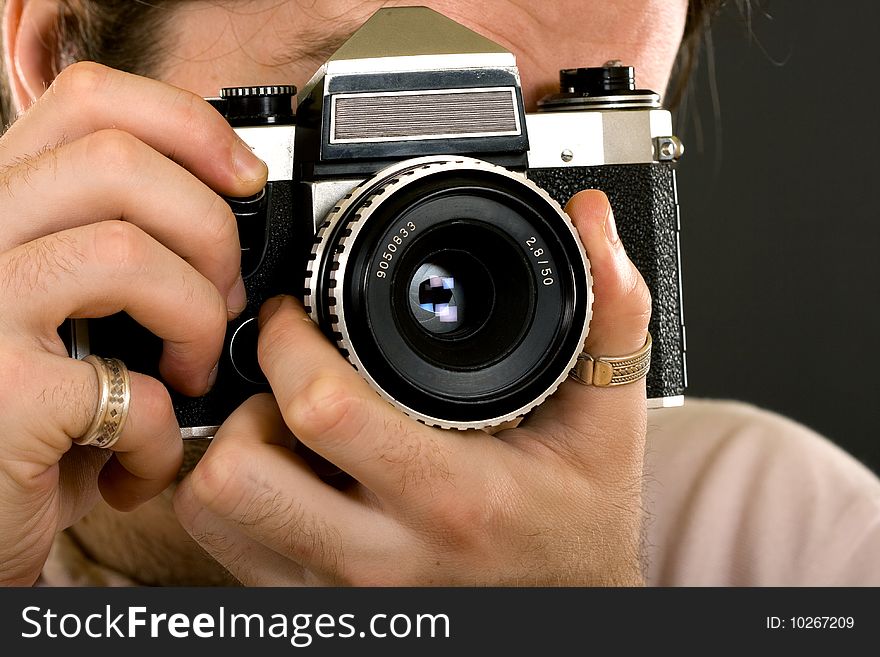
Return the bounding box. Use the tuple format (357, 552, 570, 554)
(569, 332, 652, 387)
(73, 355, 132, 449)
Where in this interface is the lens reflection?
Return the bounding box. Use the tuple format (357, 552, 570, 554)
(418, 272, 458, 326)
(407, 251, 492, 337)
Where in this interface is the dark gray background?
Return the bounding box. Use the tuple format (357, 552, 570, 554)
(675, 1, 879, 472)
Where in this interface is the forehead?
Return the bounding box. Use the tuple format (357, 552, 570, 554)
(161, 0, 687, 104)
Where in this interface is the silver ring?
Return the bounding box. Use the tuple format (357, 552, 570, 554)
(74, 355, 131, 449)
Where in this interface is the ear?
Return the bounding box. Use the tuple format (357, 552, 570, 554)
(3, 0, 63, 112)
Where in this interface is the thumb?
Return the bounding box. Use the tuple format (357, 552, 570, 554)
(567, 189, 651, 357)
(514, 189, 650, 469)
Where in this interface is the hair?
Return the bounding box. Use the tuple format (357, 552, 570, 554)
(668, 0, 731, 109)
(0, 0, 731, 129)
(0, 0, 176, 128)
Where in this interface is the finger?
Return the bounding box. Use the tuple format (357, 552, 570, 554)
(173, 484, 308, 586)
(56, 446, 112, 529)
(571, 189, 651, 356)
(516, 190, 650, 466)
(0, 222, 228, 395)
(257, 296, 466, 500)
(2, 352, 182, 513)
(74, 367, 182, 513)
(2, 62, 267, 196)
(175, 394, 402, 583)
(0, 129, 244, 316)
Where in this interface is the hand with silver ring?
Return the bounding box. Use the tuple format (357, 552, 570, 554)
(175, 189, 653, 586)
(0, 63, 268, 586)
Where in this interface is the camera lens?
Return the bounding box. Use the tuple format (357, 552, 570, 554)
(306, 157, 592, 429)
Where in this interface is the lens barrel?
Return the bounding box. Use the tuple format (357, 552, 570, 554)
(306, 157, 592, 429)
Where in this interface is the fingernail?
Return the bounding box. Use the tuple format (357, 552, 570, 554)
(259, 295, 285, 329)
(232, 138, 268, 183)
(227, 273, 247, 317)
(205, 361, 219, 392)
(603, 206, 620, 245)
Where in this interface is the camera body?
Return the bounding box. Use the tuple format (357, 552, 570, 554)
(69, 7, 686, 436)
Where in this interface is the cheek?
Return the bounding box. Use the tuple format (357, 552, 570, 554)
(424, 0, 689, 108)
(613, 0, 690, 97)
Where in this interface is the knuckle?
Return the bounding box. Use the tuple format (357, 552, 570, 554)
(203, 194, 240, 259)
(83, 129, 143, 177)
(136, 376, 177, 429)
(168, 283, 227, 351)
(52, 62, 112, 103)
(256, 315, 292, 367)
(285, 376, 365, 444)
(199, 285, 229, 336)
(160, 88, 233, 166)
(420, 473, 519, 555)
(186, 275, 227, 328)
(201, 468, 346, 576)
(187, 449, 246, 516)
(168, 90, 210, 140)
(90, 220, 149, 276)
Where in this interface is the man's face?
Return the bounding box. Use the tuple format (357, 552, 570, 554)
(69, 0, 689, 585)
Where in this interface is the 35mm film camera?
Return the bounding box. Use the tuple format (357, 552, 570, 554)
(71, 7, 686, 436)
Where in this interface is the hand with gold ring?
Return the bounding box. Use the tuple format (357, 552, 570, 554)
(74, 356, 133, 450)
(175, 189, 652, 586)
(0, 62, 268, 586)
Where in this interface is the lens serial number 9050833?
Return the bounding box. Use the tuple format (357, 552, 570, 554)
(525, 236, 554, 286)
(375, 221, 417, 279)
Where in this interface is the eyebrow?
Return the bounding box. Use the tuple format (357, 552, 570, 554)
(268, 26, 356, 70)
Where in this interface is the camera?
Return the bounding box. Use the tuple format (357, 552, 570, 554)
(68, 6, 686, 436)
